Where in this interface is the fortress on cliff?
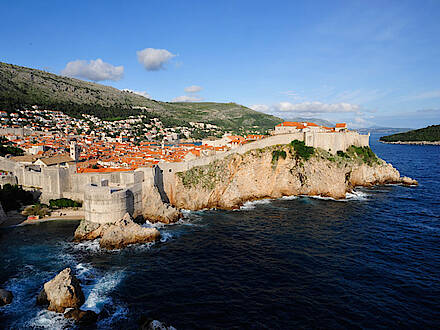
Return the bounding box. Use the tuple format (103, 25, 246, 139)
(0, 123, 369, 223)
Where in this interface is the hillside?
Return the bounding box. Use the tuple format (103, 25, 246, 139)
(0, 62, 283, 132)
(356, 126, 411, 135)
(288, 117, 334, 127)
(379, 125, 440, 142)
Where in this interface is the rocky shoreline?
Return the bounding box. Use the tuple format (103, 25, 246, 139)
(74, 213, 160, 249)
(380, 140, 440, 145)
(74, 144, 418, 246)
(167, 145, 417, 211)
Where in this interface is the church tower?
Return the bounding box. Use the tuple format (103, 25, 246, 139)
(70, 141, 81, 162)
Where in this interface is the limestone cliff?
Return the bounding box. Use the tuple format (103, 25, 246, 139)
(141, 183, 181, 223)
(168, 143, 417, 210)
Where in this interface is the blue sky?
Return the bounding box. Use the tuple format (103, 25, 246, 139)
(1, 0, 439, 128)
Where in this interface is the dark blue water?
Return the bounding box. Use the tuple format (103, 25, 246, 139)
(1, 134, 439, 329)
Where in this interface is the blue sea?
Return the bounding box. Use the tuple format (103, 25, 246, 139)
(0, 134, 439, 329)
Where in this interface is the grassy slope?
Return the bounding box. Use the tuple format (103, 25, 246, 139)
(0, 62, 282, 132)
(379, 125, 440, 142)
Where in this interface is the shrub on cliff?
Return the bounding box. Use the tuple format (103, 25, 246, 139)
(272, 150, 287, 163)
(347, 145, 379, 165)
(23, 203, 51, 217)
(0, 184, 34, 212)
(290, 140, 314, 160)
(336, 150, 350, 158)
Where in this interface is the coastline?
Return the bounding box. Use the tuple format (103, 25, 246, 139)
(380, 140, 440, 145)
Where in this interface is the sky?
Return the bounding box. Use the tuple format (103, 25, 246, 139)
(1, 0, 440, 128)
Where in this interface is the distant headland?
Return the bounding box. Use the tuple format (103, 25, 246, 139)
(380, 125, 440, 145)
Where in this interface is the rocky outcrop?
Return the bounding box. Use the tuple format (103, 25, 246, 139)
(74, 219, 107, 241)
(139, 317, 177, 330)
(168, 145, 417, 210)
(36, 268, 84, 313)
(75, 213, 161, 250)
(64, 308, 98, 325)
(142, 184, 181, 224)
(0, 288, 13, 306)
(100, 213, 161, 249)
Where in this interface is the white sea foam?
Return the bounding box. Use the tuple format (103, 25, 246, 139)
(307, 190, 369, 202)
(281, 195, 298, 200)
(239, 198, 273, 210)
(160, 231, 173, 242)
(71, 239, 101, 253)
(345, 190, 368, 201)
(26, 310, 74, 329)
(75, 262, 94, 277)
(82, 270, 125, 313)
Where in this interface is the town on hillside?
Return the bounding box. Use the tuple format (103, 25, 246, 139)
(0, 107, 351, 171)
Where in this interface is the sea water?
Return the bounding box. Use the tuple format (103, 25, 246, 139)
(0, 134, 439, 329)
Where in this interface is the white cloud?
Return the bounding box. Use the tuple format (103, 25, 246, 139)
(61, 58, 123, 81)
(268, 101, 360, 115)
(171, 95, 203, 102)
(184, 85, 203, 93)
(137, 48, 176, 71)
(122, 89, 150, 99)
(404, 90, 440, 101)
(249, 104, 270, 112)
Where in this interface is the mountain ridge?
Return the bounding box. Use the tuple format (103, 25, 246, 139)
(0, 62, 283, 133)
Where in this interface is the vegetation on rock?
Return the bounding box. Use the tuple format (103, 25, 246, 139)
(290, 140, 315, 160)
(23, 203, 51, 217)
(177, 159, 227, 190)
(272, 150, 287, 163)
(379, 125, 440, 142)
(346, 145, 379, 165)
(0, 184, 34, 211)
(49, 198, 82, 209)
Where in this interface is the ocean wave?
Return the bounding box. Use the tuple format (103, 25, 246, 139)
(26, 310, 75, 329)
(82, 270, 125, 314)
(239, 198, 273, 210)
(70, 239, 101, 253)
(306, 190, 369, 202)
(281, 195, 298, 200)
(160, 231, 173, 243)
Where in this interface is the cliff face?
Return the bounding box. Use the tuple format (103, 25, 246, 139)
(167, 144, 415, 210)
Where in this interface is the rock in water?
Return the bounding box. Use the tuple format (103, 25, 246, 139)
(64, 308, 98, 324)
(139, 318, 177, 330)
(401, 176, 418, 185)
(100, 213, 161, 250)
(74, 219, 106, 241)
(0, 288, 13, 306)
(37, 268, 84, 313)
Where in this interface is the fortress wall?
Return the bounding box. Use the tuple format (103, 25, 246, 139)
(305, 132, 370, 153)
(69, 172, 123, 194)
(0, 158, 19, 172)
(84, 185, 133, 224)
(0, 173, 17, 187)
(13, 166, 44, 189)
(156, 131, 369, 198)
(62, 191, 84, 202)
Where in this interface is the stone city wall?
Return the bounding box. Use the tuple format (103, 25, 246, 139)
(156, 131, 370, 199)
(84, 184, 134, 224)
